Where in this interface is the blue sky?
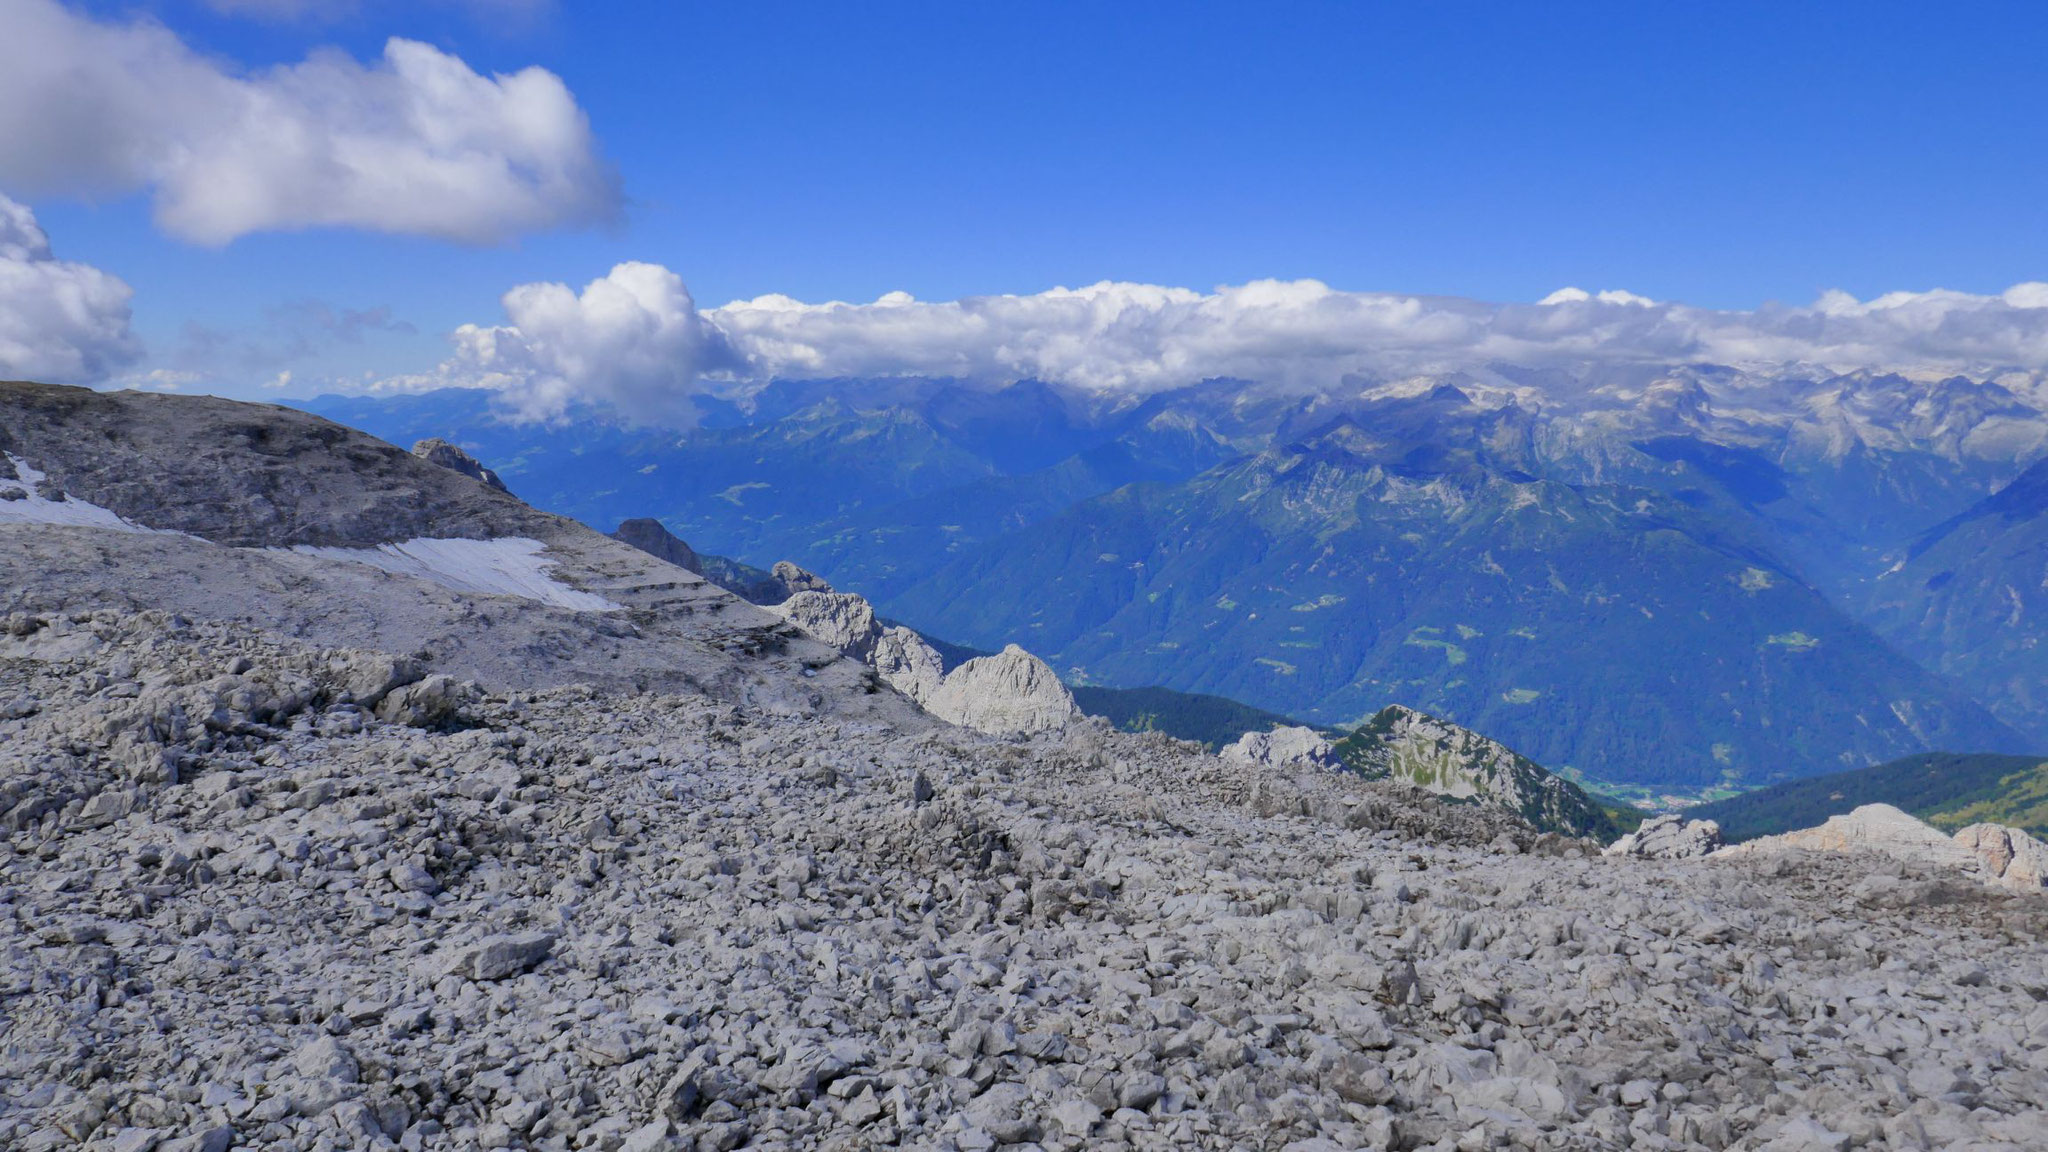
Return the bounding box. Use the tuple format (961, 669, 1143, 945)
(4, 0, 2048, 401)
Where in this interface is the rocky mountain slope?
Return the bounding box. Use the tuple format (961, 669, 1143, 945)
(6, 382, 2048, 1151)
(8, 609, 2048, 1152)
(0, 382, 902, 719)
(1336, 706, 1622, 841)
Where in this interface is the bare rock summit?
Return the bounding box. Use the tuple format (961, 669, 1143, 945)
(410, 437, 508, 493)
(925, 644, 1079, 737)
(609, 517, 701, 574)
(1338, 704, 1618, 840)
(1222, 725, 1341, 772)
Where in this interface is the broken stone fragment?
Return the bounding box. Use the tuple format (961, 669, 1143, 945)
(446, 932, 555, 981)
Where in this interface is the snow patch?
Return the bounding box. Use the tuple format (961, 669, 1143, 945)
(0, 454, 155, 533)
(288, 537, 619, 612)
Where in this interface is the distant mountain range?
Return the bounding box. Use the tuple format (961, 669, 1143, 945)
(299, 365, 2048, 796)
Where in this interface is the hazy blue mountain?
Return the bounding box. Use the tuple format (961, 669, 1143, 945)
(885, 394, 2024, 792)
(1864, 458, 2048, 741)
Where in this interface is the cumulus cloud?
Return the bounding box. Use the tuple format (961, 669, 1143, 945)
(403, 262, 735, 421)
(0, 194, 140, 383)
(389, 265, 2048, 423)
(200, 0, 551, 25)
(0, 0, 615, 244)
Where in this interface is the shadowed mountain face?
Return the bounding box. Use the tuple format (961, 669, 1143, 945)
(1866, 458, 2048, 738)
(297, 367, 2048, 793)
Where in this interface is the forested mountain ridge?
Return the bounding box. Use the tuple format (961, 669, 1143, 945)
(1686, 753, 2048, 842)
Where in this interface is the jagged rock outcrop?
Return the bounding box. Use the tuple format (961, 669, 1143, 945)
(765, 587, 1071, 735)
(925, 644, 1080, 737)
(1719, 804, 1978, 869)
(771, 560, 832, 598)
(1222, 725, 1341, 772)
(609, 517, 700, 574)
(1337, 705, 1618, 840)
(769, 591, 881, 662)
(1955, 823, 2048, 891)
(1713, 804, 2048, 893)
(872, 624, 945, 706)
(1717, 804, 2048, 892)
(1604, 813, 1724, 859)
(410, 438, 508, 493)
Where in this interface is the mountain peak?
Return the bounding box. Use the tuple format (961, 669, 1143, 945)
(1339, 705, 1620, 839)
(411, 438, 509, 493)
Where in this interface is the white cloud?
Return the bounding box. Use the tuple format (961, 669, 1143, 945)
(386, 265, 2048, 423)
(704, 278, 2048, 390)
(201, 0, 549, 23)
(118, 368, 204, 391)
(406, 262, 735, 421)
(1538, 287, 1656, 307)
(0, 0, 614, 244)
(0, 193, 140, 383)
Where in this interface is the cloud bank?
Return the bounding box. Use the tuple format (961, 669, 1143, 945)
(394, 264, 2048, 422)
(0, 195, 139, 383)
(0, 0, 615, 244)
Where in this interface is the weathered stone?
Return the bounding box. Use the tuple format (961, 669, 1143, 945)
(1222, 726, 1340, 772)
(962, 1082, 1038, 1144)
(926, 645, 1079, 736)
(1604, 813, 1723, 859)
(447, 933, 556, 981)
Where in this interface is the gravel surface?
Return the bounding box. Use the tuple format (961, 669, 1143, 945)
(4, 610, 2046, 1152)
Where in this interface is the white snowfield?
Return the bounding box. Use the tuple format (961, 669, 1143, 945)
(0, 454, 155, 533)
(288, 537, 620, 612)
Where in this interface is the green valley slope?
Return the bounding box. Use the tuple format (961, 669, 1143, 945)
(1686, 752, 2048, 842)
